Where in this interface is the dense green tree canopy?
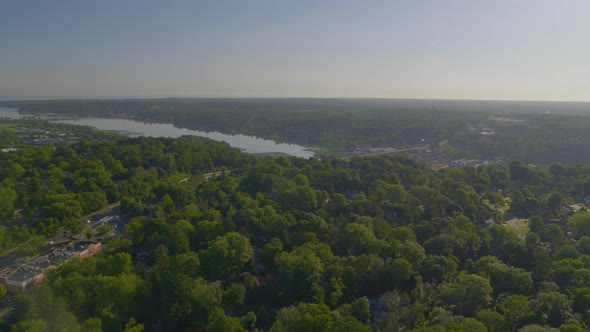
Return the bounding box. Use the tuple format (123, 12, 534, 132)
(2, 119, 590, 330)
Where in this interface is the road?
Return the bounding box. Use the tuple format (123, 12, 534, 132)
(341, 145, 429, 160)
(49, 203, 121, 244)
(203, 170, 232, 180)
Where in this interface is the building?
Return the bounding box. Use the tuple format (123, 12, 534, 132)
(480, 128, 495, 135)
(0, 242, 101, 293)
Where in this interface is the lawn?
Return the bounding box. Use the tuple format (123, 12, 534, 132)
(0, 123, 15, 133)
(506, 218, 529, 238)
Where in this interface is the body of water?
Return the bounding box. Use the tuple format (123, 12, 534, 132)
(0, 107, 315, 158)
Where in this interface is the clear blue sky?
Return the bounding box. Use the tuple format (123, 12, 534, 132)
(1, 0, 589, 101)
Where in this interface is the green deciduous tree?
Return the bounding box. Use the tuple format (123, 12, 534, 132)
(200, 232, 253, 280)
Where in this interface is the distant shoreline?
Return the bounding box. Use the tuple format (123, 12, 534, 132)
(1, 97, 590, 103)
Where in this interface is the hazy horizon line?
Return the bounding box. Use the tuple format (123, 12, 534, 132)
(2, 96, 590, 104)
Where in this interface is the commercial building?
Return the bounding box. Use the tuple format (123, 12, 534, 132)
(0, 241, 101, 293)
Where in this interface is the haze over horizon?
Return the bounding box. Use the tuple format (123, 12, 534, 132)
(1, 0, 589, 101)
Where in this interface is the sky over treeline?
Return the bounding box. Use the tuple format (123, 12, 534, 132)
(1, 0, 589, 101)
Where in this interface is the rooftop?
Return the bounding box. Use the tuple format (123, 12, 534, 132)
(0, 241, 98, 282)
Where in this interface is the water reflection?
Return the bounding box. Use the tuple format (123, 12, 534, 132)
(0, 108, 314, 158)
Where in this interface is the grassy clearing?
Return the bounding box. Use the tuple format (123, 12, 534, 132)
(506, 218, 529, 238)
(0, 123, 16, 133)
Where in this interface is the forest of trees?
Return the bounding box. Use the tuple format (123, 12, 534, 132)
(4, 98, 590, 164)
(2, 118, 590, 331)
